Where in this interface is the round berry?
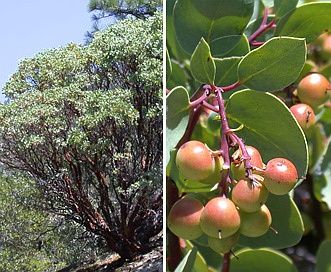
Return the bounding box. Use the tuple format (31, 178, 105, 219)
(231, 178, 269, 213)
(264, 158, 298, 195)
(176, 140, 214, 182)
(297, 72, 331, 108)
(208, 232, 239, 254)
(200, 197, 240, 239)
(239, 204, 272, 237)
(167, 197, 204, 240)
(290, 103, 315, 133)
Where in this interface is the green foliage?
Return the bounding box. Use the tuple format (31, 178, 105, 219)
(166, 86, 190, 163)
(0, 173, 99, 271)
(1, 11, 163, 261)
(173, 0, 254, 54)
(87, 0, 162, 36)
(237, 37, 306, 91)
(89, 0, 162, 18)
(316, 240, 331, 272)
(274, 0, 298, 18)
(190, 38, 215, 85)
(275, 2, 331, 43)
(174, 247, 197, 272)
(167, 0, 331, 271)
(230, 248, 298, 272)
(226, 90, 308, 177)
(238, 194, 303, 249)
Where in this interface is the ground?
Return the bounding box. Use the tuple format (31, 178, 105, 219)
(58, 245, 163, 272)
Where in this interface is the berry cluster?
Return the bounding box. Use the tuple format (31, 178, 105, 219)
(290, 72, 331, 135)
(168, 140, 298, 254)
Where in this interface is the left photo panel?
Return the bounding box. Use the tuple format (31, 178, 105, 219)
(0, 1, 163, 271)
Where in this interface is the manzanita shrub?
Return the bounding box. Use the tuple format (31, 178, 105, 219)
(166, 0, 331, 271)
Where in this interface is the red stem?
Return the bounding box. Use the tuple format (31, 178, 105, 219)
(222, 81, 241, 92)
(248, 6, 276, 47)
(189, 89, 210, 108)
(222, 252, 231, 272)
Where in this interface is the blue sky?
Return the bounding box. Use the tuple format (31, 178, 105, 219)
(0, 0, 93, 102)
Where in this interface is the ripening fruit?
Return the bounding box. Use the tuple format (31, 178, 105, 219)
(239, 204, 272, 237)
(199, 155, 225, 185)
(167, 197, 204, 240)
(231, 146, 264, 180)
(231, 178, 269, 213)
(176, 140, 214, 182)
(264, 158, 298, 195)
(290, 103, 315, 133)
(208, 232, 239, 254)
(200, 197, 240, 239)
(297, 72, 331, 109)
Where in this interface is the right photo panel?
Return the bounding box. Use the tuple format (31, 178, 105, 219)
(166, 0, 331, 271)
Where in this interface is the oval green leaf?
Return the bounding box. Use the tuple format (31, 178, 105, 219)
(313, 139, 331, 209)
(166, 48, 172, 83)
(226, 89, 308, 178)
(214, 57, 242, 86)
(274, 0, 298, 19)
(237, 37, 306, 91)
(275, 2, 331, 44)
(237, 193, 304, 249)
(316, 240, 331, 272)
(190, 38, 215, 84)
(175, 247, 197, 272)
(173, 0, 254, 54)
(182, 241, 210, 272)
(166, 87, 190, 164)
(210, 35, 246, 57)
(230, 248, 298, 272)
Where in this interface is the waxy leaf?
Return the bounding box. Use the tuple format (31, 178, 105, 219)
(214, 57, 242, 86)
(166, 87, 190, 164)
(167, 60, 188, 90)
(316, 240, 331, 272)
(166, 48, 172, 83)
(173, 0, 254, 54)
(182, 241, 210, 272)
(275, 2, 331, 43)
(274, 0, 298, 19)
(175, 247, 197, 272)
(230, 248, 298, 272)
(313, 139, 331, 210)
(226, 89, 308, 178)
(210, 35, 250, 57)
(190, 38, 215, 84)
(238, 37, 306, 91)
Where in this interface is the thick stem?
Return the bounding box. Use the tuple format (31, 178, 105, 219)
(222, 81, 241, 92)
(214, 87, 255, 181)
(229, 133, 255, 180)
(189, 89, 210, 108)
(214, 87, 232, 196)
(222, 252, 231, 272)
(248, 6, 276, 47)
